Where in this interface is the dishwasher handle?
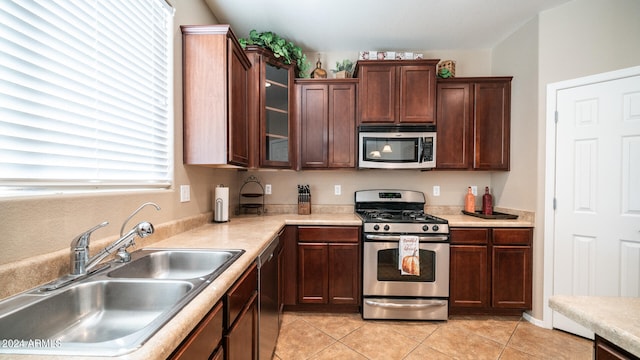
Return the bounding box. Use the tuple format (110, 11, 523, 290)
(257, 235, 279, 268)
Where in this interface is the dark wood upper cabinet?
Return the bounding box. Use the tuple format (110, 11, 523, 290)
(296, 79, 357, 169)
(436, 82, 472, 169)
(245, 46, 296, 169)
(436, 77, 512, 171)
(354, 60, 438, 124)
(181, 25, 251, 167)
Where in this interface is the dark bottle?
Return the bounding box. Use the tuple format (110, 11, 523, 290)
(482, 186, 493, 215)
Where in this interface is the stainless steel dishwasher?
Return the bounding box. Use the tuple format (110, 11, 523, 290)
(257, 235, 279, 359)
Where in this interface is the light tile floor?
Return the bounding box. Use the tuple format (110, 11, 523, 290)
(274, 312, 593, 360)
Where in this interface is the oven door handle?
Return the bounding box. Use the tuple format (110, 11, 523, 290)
(365, 299, 447, 309)
(365, 234, 449, 242)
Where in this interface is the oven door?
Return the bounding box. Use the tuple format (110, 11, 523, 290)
(363, 238, 449, 298)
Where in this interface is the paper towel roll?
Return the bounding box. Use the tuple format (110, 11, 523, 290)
(214, 186, 229, 222)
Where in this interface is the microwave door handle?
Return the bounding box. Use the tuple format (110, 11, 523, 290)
(419, 138, 427, 163)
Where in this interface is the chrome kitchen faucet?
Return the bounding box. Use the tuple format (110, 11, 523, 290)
(70, 202, 161, 276)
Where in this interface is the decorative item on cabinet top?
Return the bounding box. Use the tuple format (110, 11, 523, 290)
(237, 175, 264, 216)
(238, 29, 310, 78)
(331, 59, 354, 79)
(311, 55, 327, 79)
(359, 51, 424, 60)
(437, 60, 456, 78)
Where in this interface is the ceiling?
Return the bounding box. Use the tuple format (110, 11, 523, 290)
(204, 0, 571, 52)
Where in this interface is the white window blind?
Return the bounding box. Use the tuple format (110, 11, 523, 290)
(0, 0, 174, 194)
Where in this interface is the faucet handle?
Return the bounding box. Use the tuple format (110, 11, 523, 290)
(71, 221, 109, 249)
(70, 221, 108, 276)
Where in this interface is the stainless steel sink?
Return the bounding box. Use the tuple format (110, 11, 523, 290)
(0, 248, 244, 356)
(108, 248, 244, 280)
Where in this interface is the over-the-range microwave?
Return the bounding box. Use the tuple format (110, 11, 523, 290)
(358, 125, 436, 170)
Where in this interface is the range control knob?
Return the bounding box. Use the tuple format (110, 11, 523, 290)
(422, 225, 430, 232)
(384, 225, 390, 231)
(432, 225, 439, 232)
(373, 225, 380, 231)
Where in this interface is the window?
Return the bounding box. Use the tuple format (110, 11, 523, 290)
(0, 0, 174, 195)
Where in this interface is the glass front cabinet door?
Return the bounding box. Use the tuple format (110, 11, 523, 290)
(245, 46, 295, 168)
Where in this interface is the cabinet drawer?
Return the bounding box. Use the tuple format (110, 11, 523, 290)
(450, 228, 489, 245)
(492, 228, 532, 245)
(225, 263, 257, 328)
(298, 226, 359, 243)
(170, 301, 223, 359)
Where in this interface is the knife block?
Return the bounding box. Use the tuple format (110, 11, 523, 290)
(298, 199, 311, 215)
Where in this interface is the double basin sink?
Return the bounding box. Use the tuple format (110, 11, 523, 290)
(0, 248, 244, 356)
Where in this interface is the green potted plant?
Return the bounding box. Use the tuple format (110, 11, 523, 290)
(331, 59, 354, 78)
(238, 29, 310, 78)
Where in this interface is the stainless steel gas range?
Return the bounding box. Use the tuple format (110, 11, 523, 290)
(355, 189, 450, 321)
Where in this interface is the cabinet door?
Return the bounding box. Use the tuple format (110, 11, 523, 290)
(436, 82, 472, 169)
(182, 26, 250, 166)
(450, 245, 489, 309)
(492, 245, 532, 309)
(328, 243, 360, 305)
(225, 293, 257, 360)
(473, 80, 511, 170)
(282, 226, 298, 306)
(328, 83, 356, 168)
(262, 61, 294, 168)
(228, 37, 250, 166)
(358, 65, 396, 124)
(170, 301, 223, 360)
(297, 243, 329, 304)
(399, 65, 436, 123)
(299, 83, 329, 168)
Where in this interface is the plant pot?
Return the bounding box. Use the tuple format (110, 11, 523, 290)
(334, 70, 349, 79)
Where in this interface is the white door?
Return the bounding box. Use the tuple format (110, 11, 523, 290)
(551, 71, 640, 338)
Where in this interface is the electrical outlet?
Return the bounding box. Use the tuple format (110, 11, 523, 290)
(265, 184, 272, 194)
(433, 185, 440, 196)
(334, 185, 341, 195)
(471, 186, 478, 196)
(180, 185, 190, 202)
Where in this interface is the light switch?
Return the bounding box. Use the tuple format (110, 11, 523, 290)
(433, 185, 440, 196)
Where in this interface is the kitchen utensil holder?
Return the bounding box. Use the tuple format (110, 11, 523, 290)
(298, 199, 311, 215)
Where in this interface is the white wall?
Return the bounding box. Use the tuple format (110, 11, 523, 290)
(491, 17, 542, 316)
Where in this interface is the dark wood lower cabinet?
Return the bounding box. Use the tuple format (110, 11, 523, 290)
(224, 263, 258, 360)
(450, 227, 532, 315)
(169, 300, 224, 360)
(225, 293, 257, 360)
(595, 335, 640, 360)
(450, 245, 489, 309)
(287, 226, 361, 312)
(298, 243, 329, 303)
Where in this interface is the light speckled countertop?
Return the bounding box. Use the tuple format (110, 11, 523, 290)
(0, 214, 362, 360)
(0, 211, 532, 359)
(439, 214, 533, 228)
(549, 295, 640, 357)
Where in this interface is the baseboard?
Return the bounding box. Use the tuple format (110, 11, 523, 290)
(522, 311, 549, 328)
